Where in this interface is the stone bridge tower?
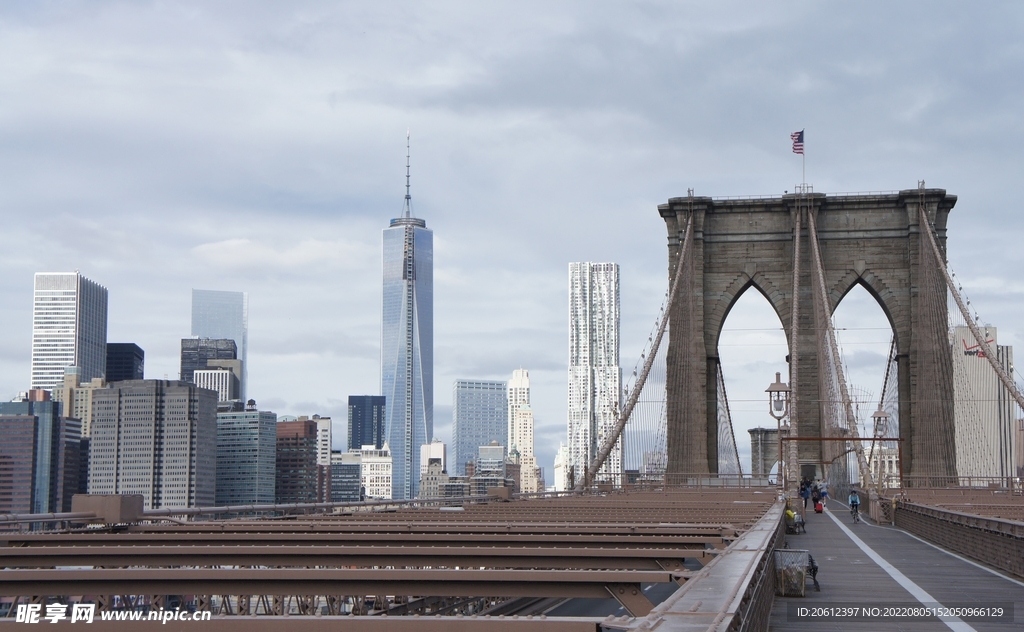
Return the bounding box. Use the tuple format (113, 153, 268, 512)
(660, 188, 958, 480)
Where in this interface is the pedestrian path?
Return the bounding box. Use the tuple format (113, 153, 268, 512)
(769, 500, 1023, 631)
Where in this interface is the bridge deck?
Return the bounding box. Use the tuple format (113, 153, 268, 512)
(769, 501, 1023, 632)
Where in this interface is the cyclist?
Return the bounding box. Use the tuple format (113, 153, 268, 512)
(848, 489, 861, 523)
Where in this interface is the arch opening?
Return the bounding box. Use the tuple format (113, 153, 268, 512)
(831, 282, 899, 488)
(715, 284, 789, 477)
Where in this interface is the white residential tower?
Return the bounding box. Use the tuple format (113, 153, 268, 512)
(568, 262, 622, 485)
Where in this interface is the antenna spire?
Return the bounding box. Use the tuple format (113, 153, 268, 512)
(403, 130, 412, 218)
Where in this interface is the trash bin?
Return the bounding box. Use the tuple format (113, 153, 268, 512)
(774, 549, 809, 597)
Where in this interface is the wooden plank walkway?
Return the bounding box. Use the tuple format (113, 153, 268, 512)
(769, 501, 1023, 631)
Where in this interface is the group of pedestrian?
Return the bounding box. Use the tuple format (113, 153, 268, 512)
(798, 478, 829, 513)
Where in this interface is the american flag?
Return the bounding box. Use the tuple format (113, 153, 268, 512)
(791, 130, 804, 155)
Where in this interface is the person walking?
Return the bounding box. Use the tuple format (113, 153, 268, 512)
(800, 482, 810, 509)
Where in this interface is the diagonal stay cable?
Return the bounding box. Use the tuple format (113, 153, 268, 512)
(578, 207, 693, 489)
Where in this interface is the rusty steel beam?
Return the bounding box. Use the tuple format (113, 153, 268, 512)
(0, 568, 674, 612)
(0, 544, 713, 570)
(1, 532, 732, 548)
(0, 488, 785, 624)
(46, 618, 605, 631)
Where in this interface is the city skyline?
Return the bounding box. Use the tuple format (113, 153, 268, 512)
(2, 3, 1024, 482)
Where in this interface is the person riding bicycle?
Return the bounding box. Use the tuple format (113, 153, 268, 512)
(848, 490, 861, 520)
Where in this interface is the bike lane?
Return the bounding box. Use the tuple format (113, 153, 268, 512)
(828, 500, 1023, 632)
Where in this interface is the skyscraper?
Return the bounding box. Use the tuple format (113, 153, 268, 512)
(191, 289, 248, 399)
(0, 391, 80, 514)
(180, 338, 237, 384)
(31, 272, 108, 390)
(216, 403, 276, 506)
(194, 368, 240, 402)
(348, 395, 386, 451)
(568, 262, 622, 485)
(952, 325, 1017, 479)
(51, 366, 107, 437)
(508, 369, 539, 493)
(330, 450, 363, 502)
(89, 380, 217, 509)
(452, 380, 507, 476)
(275, 418, 320, 504)
(105, 343, 145, 382)
(381, 135, 433, 499)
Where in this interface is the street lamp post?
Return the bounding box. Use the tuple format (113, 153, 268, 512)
(766, 372, 791, 490)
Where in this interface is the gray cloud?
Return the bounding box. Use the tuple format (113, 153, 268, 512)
(1, 1, 1022, 483)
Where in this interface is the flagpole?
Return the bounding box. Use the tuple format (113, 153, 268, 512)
(791, 129, 806, 189)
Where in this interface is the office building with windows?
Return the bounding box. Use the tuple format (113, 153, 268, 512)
(360, 443, 393, 500)
(31, 272, 108, 391)
(89, 380, 217, 509)
(381, 143, 433, 500)
(418, 457, 448, 499)
(952, 325, 1017, 480)
(568, 262, 622, 484)
(180, 338, 237, 384)
(191, 289, 248, 399)
(194, 369, 240, 402)
(0, 391, 81, 514)
(508, 369, 539, 493)
(275, 418, 321, 504)
(452, 380, 507, 476)
(420, 438, 447, 480)
(331, 451, 363, 502)
(105, 343, 144, 382)
(51, 366, 108, 437)
(216, 403, 276, 505)
(290, 414, 335, 502)
(348, 395, 386, 451)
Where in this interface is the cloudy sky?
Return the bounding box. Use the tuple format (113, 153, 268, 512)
(2, 1, 1022, 479)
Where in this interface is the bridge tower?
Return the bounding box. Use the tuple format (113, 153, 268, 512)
(660, 188, 958, 479)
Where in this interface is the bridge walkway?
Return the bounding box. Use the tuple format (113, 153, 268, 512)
(769, 500, 1023, 631)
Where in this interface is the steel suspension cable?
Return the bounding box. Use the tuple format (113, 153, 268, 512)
(917, 182, 1024, 413)
(578, 207, 693, 489)
(807, 210, 871, 488)
(787, 193, 803, 492)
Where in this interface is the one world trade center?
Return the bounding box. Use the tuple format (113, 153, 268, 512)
(381, 135, 433, 499)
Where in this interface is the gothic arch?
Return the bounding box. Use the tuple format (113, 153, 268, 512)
(660, 188, 958, 477)
(708, 271, 790, 353)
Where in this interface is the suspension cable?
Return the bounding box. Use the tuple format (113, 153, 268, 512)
(807, 209, 871, 488)
(917, 181, 1024, 412)
(578, 199, 694, 489)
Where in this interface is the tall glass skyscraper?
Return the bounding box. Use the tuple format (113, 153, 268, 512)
(348, 395, 386, 451)
(381, 136, 433, 499)
(191, 289, 248, 399)
(452, 380, 507, 476)
(216, 405, 277, 506)
(31, 272, 108, 390)
(568, 262, 622, 484)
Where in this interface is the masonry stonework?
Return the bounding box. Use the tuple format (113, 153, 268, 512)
(660, 188, 957, 479)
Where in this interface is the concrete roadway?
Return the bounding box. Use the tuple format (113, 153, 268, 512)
(769, 499, 1023, 631)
